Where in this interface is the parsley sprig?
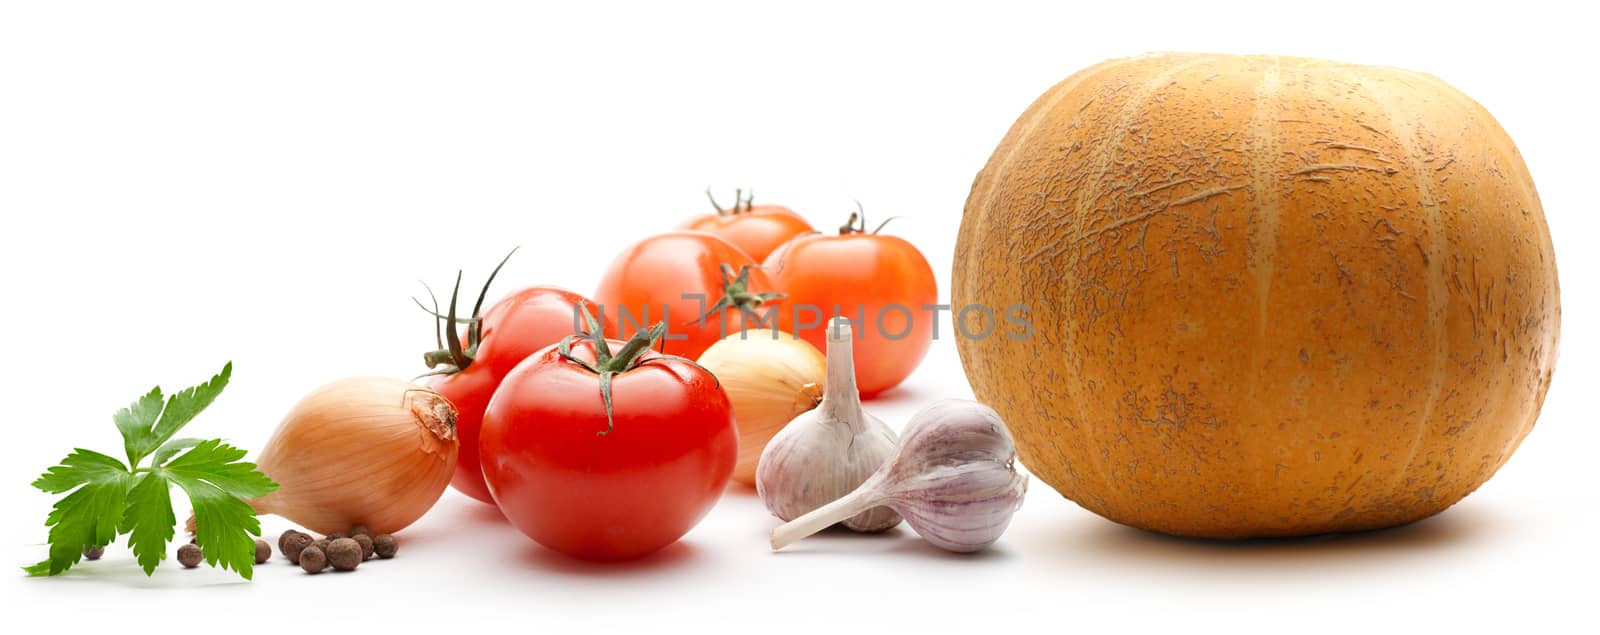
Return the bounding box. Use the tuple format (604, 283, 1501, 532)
(24, 363, 279, 580)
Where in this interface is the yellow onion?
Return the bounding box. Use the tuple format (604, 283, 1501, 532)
(249, 377, 459, 534)
(697, 329, 825, 485)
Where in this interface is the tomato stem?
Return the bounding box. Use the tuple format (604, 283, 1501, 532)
(837, 203, 901, 235)
(604, 324, 664, 373)
(415, 248, 518, 377)
(838, 211, 860, 234)
(706, 187, 728, 216)
(422, 349, 455, 368)
(692, 264, 784, 327)
(838, 200, 869, 234)
(467, 247, 519, 348)
(443, 271, 469, 369)
(558, 302, 716, 436)
(418, 280, 443, 350)
(706, 187, 755, 216)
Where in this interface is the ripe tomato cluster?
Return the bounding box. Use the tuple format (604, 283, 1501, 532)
(600, 199, 937, 394)
(418, 191, 935, 561)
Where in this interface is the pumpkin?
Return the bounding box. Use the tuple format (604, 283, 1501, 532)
(953, 53, 1559, 538)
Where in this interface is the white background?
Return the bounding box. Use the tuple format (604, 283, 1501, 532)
(3, 1, 1595, 632)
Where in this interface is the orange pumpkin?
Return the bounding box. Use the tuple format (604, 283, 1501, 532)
(953, 53, 1560, 538)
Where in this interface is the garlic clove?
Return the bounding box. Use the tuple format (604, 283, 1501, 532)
(756, 319, 901, 531)
(759, 419, 900, 531)
(770, 398, 1027, 553)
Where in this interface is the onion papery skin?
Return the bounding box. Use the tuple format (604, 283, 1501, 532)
(251, 377, 459, 535)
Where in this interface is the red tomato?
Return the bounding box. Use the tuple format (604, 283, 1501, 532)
(594, 231, 784, 360)
(678, 191, 814, 262)
(764, 212, 937, 396)
(479, 322, 737, 561)
(418, 258, 601, 504)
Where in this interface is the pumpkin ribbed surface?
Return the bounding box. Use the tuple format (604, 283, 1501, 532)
(953, 53, 1559, 538)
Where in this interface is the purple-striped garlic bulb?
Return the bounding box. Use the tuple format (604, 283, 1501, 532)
(769, 399, 1027, 553)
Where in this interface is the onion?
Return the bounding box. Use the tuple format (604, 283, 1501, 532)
(248, 377, 459, 534)
(697, 329, 825, 485)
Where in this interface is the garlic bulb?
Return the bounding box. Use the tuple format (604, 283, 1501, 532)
(249, 377, 459, 535)
(756, 319, 900, 532)
(770, 399, 1027, 553)
(697, 329, 826, 485)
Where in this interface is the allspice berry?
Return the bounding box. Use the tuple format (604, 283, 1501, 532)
(278, 529, 304, 553)
(282, 532, 314, 564)
(352, 534, 375, 560)
(254, 539, 272, 564)
(326, 532, 344, 541)
(177, 543, 203, 569)
(373, 534, 398, 559)
(83, 546, 105, 561)
(299, 545, 327, 574)
(327, 538, 362, 571)
(348, 525, 372, 538)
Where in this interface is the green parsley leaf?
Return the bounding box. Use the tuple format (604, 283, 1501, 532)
(162, 439, 278, 579)
(163, 439, 279, 499)
(32, 449, 128, 494)
(122, 473, 175, 575)
(148, 362, 232, 455)
(24, 453, 132, 576)
(151, 437, 204, 467)
(26, 362, 275, 582)
(113, 363, 232, 466)
(112, 387, 164, 467)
